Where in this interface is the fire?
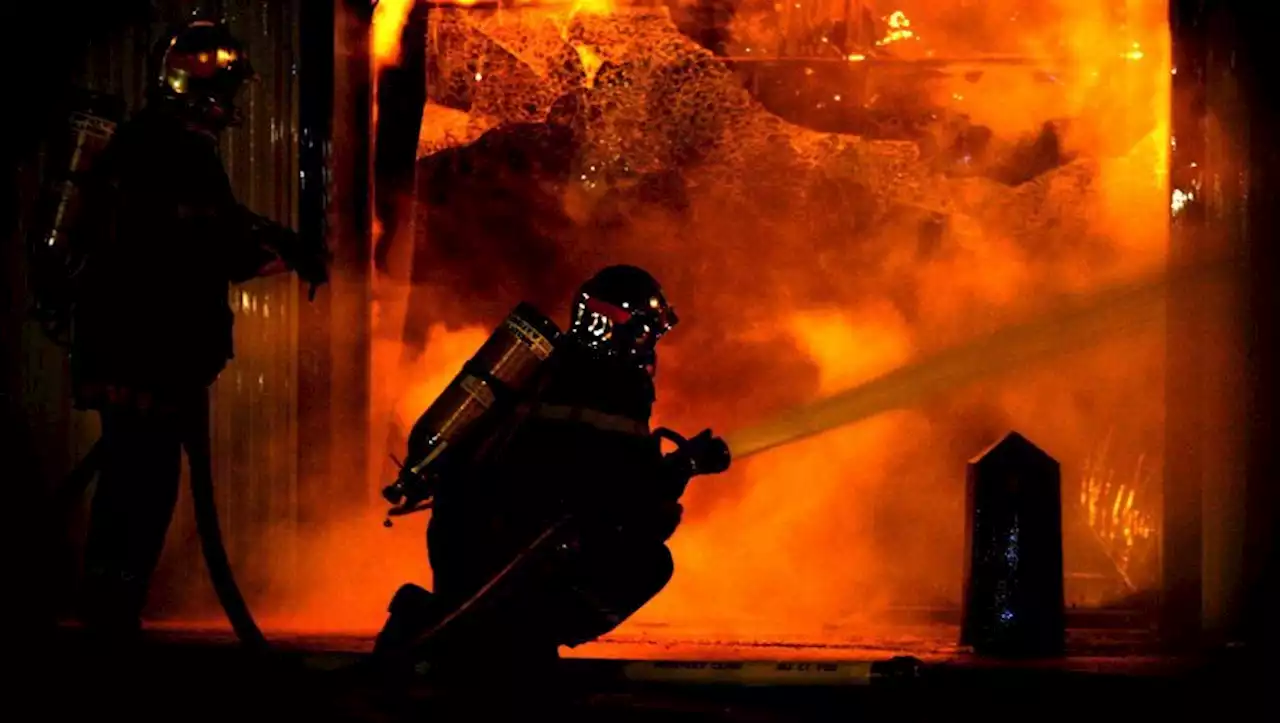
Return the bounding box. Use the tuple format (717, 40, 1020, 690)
(876, 10, 917, 47)
(574, 43, 605, 85)
(372, 0, 415, 72)
(245, 1, 1175, 644)
(571, 0, 615, 14)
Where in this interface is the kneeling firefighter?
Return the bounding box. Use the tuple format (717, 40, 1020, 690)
(374, 265, 731, 680)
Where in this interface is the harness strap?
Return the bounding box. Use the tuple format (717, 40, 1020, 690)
(534, 404, 650, 437)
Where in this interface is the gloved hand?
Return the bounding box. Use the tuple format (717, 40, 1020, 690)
(244, 209, 329, 298)
(291, 246, 330, 300)
(662, 428, 731, 480)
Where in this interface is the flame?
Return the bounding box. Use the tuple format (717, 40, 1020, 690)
(876, 10, 917, 47)
(575, 43, 605, 85)
(372, 0, 415, 72)
(571, 0, 615, 14)
(561, 0, 613, 84)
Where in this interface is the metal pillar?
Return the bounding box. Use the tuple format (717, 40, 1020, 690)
(1166, 0, 1280, 654)
(298, 0, 374, 524)
(1236, 2, 1280, 663)
(298, 0, 337, 531)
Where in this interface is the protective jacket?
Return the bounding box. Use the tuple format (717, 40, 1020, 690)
(426, 340, 683, 650)
(70, 106, 282, 406)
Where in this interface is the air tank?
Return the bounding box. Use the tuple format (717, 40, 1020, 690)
(384, 302, 562, 506)
(27, 90, 125, 344)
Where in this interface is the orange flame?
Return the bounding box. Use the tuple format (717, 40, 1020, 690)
(372, 0, 415, 72)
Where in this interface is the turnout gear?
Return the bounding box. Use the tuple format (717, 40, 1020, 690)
(374, 267, 729, 679)
(61, 25, 320, 644)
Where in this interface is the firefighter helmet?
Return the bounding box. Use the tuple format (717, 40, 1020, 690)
(150, 20, 255, 130)
(569, 265, 678, 372)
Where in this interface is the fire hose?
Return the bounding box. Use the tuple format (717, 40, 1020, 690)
(56, 406, 268, 651)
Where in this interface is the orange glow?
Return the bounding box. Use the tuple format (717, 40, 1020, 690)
(572, 0, 615, 14)
(392, 325, 492, 433)
(877, 11, 918, 47)
(372, 0, 415, 73)
(204, 1, 1175, 648)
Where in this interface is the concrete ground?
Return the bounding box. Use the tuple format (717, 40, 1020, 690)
(21, 625, 1269, 722)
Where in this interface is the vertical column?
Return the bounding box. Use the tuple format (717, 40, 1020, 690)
(1237, 2, 1280, 662)
(1162, 0, 1207, 650)
(373, 1, 429, 487)
(1166, 0, 1273, 651)
(297, 0, 336, 530)
(329, 0, 374, 512)
(373, 0, 427, 275)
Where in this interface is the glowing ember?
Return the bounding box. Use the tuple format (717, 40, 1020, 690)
(876, 10, 917, 47)
(1170, 187, 1193, 216)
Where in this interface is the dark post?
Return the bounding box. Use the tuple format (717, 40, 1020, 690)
(322, 0, 374, 513)
(961, 432, 1066, 657)
(1162, 0, 1208, 652)
(372, 0, 428, 274)
(1164, 0, 1279, 651)
(1236, 3, 1280, 664)
(297, 0, 335, 524)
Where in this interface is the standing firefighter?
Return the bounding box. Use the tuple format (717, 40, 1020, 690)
(375, 265, 730, 691)
(62, 20, 327, 643)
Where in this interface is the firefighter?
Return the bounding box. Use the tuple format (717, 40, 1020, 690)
(69, 20, 327, 645)
(375, 266, 729, 695)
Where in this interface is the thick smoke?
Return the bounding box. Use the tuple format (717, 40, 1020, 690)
(278, 3, 1171, 638)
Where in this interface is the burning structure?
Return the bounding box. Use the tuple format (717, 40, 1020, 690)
(347, 0, 1171, 646)
(17, 0, 1276, 659)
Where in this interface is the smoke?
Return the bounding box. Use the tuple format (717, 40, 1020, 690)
(249, 1, 1173, 639)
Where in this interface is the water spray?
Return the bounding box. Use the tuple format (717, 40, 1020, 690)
(724, 260, 1231, 461)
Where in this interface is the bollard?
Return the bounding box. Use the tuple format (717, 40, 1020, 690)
(961, 431, 1066, 657)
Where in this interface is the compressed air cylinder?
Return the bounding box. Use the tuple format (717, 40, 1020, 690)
(401, 303, 562, 478)
(39, 91, 124, 251)
(27, 90, 125, 340)
(960, 431, 1066, 657)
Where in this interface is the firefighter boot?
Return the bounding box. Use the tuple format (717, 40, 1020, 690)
(373, 583, 437, 663)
